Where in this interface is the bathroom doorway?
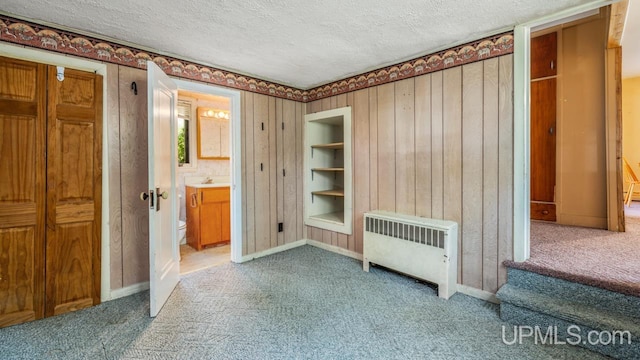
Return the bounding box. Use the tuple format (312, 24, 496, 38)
(173, 80, 242, 275)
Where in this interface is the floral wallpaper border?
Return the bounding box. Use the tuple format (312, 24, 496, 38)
(305, 32, 514, 101)
(0, 15, 306, 101)
(0, 15, 513, 102)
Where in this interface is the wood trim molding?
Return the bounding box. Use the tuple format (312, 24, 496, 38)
(0, 14, 513, 102)
(305, 239, 363, 261)
(607, 0, 628, 48)
(239, 239, 307, 263)
(109, 282, 150, 301)
(457, 284, 500, 303)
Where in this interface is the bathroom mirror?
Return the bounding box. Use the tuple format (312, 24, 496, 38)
(197, 107, 230, 159)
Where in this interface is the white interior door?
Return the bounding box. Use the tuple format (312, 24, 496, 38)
(147, 61, 180, 317)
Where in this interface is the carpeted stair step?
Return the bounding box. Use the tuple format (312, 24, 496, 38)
(501, 302, 640, 359)
(497, 284, 640, 359)
(497, 284, 640, 337)
(504, 267, 640, 320)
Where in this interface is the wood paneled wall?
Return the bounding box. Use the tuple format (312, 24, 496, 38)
(107, 56, 513, 293)
(107, 65, 151, 291)
(108, 76, 305, 291)
(241, 92, 305, 255)
(305, 55, 514, 292)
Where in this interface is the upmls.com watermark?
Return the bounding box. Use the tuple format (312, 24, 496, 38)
(502, 325, 632, 346)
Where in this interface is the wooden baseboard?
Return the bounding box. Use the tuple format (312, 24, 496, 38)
(106, 243, 498, 307)
(305, 239, 363, 261)
(457, 284, 499, 304)
(304, 240, 498, 304)
(239, 240, 307, 263)
(556, 214, 607, 229)
(109, 282, 150, 301)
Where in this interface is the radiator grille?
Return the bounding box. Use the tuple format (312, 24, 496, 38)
(365, 216, 445, 249)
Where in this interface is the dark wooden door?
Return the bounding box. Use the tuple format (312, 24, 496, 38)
(531, 32, 557, 79)
(45, 66, 102, 317)
(531, 78, 557, 203)
(531, 32, 558, 221)
(0, 56, 46, 327)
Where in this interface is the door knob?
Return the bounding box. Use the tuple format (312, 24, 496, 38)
(155, 188, 168, 212)
(140, 192, 149, 201)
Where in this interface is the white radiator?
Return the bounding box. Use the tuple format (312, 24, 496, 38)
(363, 210, 458, 299)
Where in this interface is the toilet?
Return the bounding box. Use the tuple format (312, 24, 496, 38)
(178, 220, 187, 258)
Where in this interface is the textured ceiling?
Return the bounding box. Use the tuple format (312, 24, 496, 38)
(1, 0, 598, 88)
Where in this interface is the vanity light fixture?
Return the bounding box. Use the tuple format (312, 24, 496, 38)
(202, 108, 230, 120)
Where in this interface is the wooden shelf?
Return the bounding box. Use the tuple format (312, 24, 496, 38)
(312, 189, 344, 197)
(309, 211, 345, 224)
(311, 142, 344, 150)
(311, 167, 344, 172)
(304, 106, 352, 234)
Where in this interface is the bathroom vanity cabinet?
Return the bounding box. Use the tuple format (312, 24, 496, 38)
(186, 185, 231, 250)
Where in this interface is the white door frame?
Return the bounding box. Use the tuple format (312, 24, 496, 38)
(512, 0, 616, 262)
(0, 42, 112, 299)
(173, 79, 243, 263)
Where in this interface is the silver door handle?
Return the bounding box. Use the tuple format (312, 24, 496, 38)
(155, 188, 168, 212)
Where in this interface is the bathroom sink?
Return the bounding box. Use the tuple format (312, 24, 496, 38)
(185, 176, 230, 188)
(187, 183, 230, 188)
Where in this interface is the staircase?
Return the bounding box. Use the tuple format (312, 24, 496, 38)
(497, 266, 640, 359)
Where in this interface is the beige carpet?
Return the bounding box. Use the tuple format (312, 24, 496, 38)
(505, 206, 640, 297)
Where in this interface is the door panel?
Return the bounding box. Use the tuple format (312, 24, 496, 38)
(0, 228, 36, 327)
(201, 202, 222, 246)
(222, 200, 231, 242)
(147, 61, 179, 317)
(531, 32, 557, 79)
(0, 62, 38, 101)
(531, 78, 557, 204)
(0, 56, 45, 327)
(45, 66, 102, 317)
(47, 223, 93, 315)
(0, 115, 36, 201)
(59, 122, 95, 200)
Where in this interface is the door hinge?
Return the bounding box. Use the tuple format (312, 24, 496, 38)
(201, 191, 204, 202)
(282, 169, 285, 177)
(281, 122, 284, 130)
(261, 122, 264, 131)
(278, 222, 283, 232)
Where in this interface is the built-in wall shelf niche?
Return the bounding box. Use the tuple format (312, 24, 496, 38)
(304, 106, 352, 234)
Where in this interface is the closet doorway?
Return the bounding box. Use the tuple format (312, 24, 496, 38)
(0, 55, 103, 327)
